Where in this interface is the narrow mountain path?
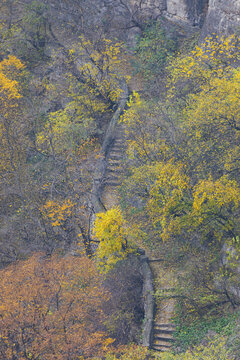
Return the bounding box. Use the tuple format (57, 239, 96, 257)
(100, 119, 177, 352)
(101, 124, 126, 209)
(150, 261, 176, 352)
(90, 75, 177, 352)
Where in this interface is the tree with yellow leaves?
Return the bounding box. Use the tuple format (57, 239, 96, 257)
(37, 36, 129, 157)
(0, 55, 26, 176)
(93, 207, 130, 273)
(71, 36, 129, 102)
(166, 34, 240, 181)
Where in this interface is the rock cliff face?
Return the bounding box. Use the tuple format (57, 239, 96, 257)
(128, 0, 240, 35)
(165, 0, 208, 27)
(20, 0, 240, 44)
(126, 0, 207, 26)
(202, 0, 240, 36)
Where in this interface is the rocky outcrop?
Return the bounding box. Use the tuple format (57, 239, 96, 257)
(127, 0, 240, 35)
(202, 0, 240, 36)
(165, 0, 208, 27)
(125, 0, 208, 28)
(10, 0, 240, 48)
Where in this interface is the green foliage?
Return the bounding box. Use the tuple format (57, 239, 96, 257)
(70, 36, 129, 102)
(103, 345, 148, 360)
(173, 311, 239, 352)
(120, 35, 240, 322)
(134, 21, 177, 86)
(102, 338, 232, 360)
(1, 1, 48, 63)
(227, 321, 240, 358)
(22, 1, 47, 50)
(160, 337, 231, 360)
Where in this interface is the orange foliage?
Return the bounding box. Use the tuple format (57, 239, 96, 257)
(41, 199, 76, 227)
(0, 254, 114, 359)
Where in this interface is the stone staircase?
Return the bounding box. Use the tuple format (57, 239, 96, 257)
(152, 323, 176, 352)
(150, 261, 177, 353)
(101, 124, 177, 354)
(101, 125, 126, 208)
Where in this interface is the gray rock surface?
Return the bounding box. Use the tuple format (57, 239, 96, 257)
(165, 0, 208, 26)
(202, 0, 240, 36)
(127, 0, 240, 35)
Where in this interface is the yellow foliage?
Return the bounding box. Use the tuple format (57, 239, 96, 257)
(70, 36, 129, 103)
(37, 36, 130, 156)
(93, 207, 130, 273)
(104, 344, 148, 360)
(0, 56, 25, 104)
(122, 92, 171, 162)
(41, 199, 75, 227)
(0, 56, 25, 175)
(147, 161, 191, 241)
(190, 176, 240, 240)
(158, 337, 230, 360)
(168, 34, 240, 97)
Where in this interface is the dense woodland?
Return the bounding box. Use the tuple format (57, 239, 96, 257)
(0, 0, 240, 359)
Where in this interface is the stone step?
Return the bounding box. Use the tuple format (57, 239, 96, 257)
(109, 154, 123, 160)
(153, 339, 172, 347)
(115, 130, 125, 135)
(109, 148, 124, 156)
(114, 138, 126, 144)
(154, 323, 176, 329)
(106, 167, 122, 173)
(112, 143, 126, 149)
(107, 164, 122, 170)
(104, 181, 122, 187)
(113, 138, 126, 144)
(108, 158, 122, 163)
(104, 175, 120, 182)
(149, 258, 165, 262)
(111, 147, 125, 154)
(154, 328, 175, 335)
(153, 335, 175, 342)
(109, 152, 123, 159)
(106, 168, 122, 174)
(152, 344, 172, 352)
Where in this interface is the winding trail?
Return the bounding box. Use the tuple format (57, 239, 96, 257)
(90, 81, 129, 216)
(150, 261, 176, 352)
(101, 123, 126, 209)
(90, 80, 176, 352)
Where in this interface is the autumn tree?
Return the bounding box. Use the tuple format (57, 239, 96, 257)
(0, 55, 33, 262)
(0, 253, 114, 360)
(121, 35, 240, 245)
(0, 55, 26, 179)
(93, 207, 131, 273)
(0, 54, 76, 259)
(119, 35, 240, 315)
(0, 3, 132, 259)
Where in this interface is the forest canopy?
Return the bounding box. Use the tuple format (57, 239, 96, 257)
(0, 0, 240, 358)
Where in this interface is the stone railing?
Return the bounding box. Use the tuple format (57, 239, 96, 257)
(139, 250, 155, 347)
